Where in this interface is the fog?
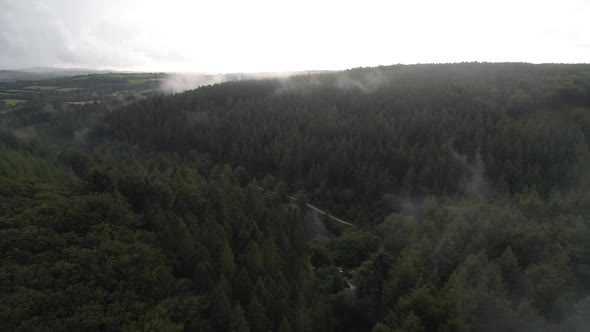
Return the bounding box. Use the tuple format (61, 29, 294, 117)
(305, 209, 336, 241)
(160, 71, 316, 93)
(160, 73, 230, 93)
(451, 149, 490, 198)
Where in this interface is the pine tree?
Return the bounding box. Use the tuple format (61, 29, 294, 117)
(245, 242, 264, 280)
(497, 246, 523, 296)
(210, 277, 232, 331)
(247, 296, 270, 332)
(193, 262, 215, 295)
(278, 318, 293, 332)
(229, 302, 250, 332)
(372, 322, 393, 332)
(233, 267, 253, 306)
(431, 234, 460, 281)
(219, 241, 236, 279)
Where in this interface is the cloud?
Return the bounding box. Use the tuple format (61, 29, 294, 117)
(160, 73, 229, 93)
(1, 0, 589, 72)
(449, 148, 489, 198)
(1, 1, 122, 68)
(0, 0, 191, 70)
(161, 71, 310, 93)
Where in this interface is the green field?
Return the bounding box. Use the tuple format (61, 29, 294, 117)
(24, 85, 60, 91)
(102, 72, 157, 78)
(98, 73, 127, 78)
(66, 100, 99, 105)
(127, 78, 150, 84)
(21, 86, 81, 92)
(56, 87, 81, 92)
(0, 72, 163, 110)
(1, 99, 26, 106)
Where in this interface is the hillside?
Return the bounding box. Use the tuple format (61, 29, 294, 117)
(2, 63, 590, 331)
(107, 63, 590, 222)
(0, 68, 112, 82)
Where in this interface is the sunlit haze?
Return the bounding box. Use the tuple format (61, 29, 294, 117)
(1, 0, 589, 72)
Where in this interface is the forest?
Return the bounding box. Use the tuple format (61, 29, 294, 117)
(2, 63, 590, 331)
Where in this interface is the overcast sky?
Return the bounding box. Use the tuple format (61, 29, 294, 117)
(1, 0, 589, 73)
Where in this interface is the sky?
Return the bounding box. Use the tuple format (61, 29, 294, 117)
(1, 0, 589, 73)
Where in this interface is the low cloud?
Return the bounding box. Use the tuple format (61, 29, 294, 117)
(274, 68, 390, 95)
(450, 148, 489, 198)
(159, 73, 229, 93)
(160, 71, 304, 93)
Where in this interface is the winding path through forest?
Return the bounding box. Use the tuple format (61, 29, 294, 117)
(289, 197, 356, 227)
(254, 185, 355, 227)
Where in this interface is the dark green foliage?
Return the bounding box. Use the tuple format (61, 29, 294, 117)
(230, 302, 250, 332)
(3, 63, 590, 331)
(247, 297, 270, 332)
(105, 63, 590, 224)
(331, 231, 381, 267)
(308, 241, 335, 267)
(210, 277, 232, 331)
(0, 140, 322, 331)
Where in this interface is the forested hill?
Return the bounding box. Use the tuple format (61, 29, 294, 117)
(1, 135, 331, 331)
(3, 63, 590, 331)
(106, 63, 590, 224)
(102, 63, 590, 331)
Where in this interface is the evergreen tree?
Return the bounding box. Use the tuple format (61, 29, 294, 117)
(247, 297, 270, 332)
(210, 277, 232, 331)
(229, 303, 250, 332)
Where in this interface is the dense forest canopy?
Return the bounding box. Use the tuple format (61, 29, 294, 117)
(2, 63, 590, 331)
(106, 63, 590, 222)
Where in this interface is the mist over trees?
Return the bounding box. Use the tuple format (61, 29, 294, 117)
(106, 63, 590, 221)
(2, 63, 590, 331)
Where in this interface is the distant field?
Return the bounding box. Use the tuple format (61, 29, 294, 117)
(22, 86, 81, 92)
(127, 78, 149, 84)
(99, 73, 128, 78)
(56, 87, 81, 92)
(2, 99, 26, 106)
(66, 100, 99, 105)
(102, 72, 158, 78)
(24, 85, 59, 90)
(0, 72, 162, 109)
